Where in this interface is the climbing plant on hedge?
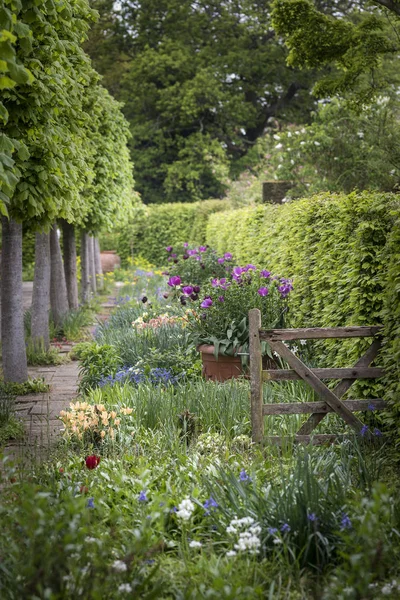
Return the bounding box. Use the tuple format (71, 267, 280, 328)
(207, 192, 399, 405)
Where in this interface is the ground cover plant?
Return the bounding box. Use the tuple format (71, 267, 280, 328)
(2, 266, 400, 598)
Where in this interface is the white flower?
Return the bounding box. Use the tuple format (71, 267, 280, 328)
(118, 583, 133, 593)
(176, 497, 195, 521)
(273, 134, 281, 140)
(275, 143, 283, 150)
(85, 537, 97, 543)
(189, 540, 202, 548)
(234, 531, 261, 554)
(287, 131, 292, 137)
(291, 345, 299, 354)
(381, 585, 392, 595)
(273, 538, 283, 544)
(300, 141, 306, 145)
(314, 141, 320, 146)
(357, 131, 364, 138)
(226, 550, 237, 557)
(112, 560, 127, 573)
(300, 339, 307, 346)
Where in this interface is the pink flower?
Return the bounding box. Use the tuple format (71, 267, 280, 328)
(85, 455, 101, 470)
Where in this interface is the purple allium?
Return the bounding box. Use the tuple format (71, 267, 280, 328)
(360, 424, 369, 437)
(167, 275, 181, 287)
(374, 428, 382, 437)
(218, 258, 225, 264)
(87, 497, 95, 509)
(182, 285, 194, 296)
(138, 490, 148, 502)
(199, 246, 207, 252)
(280, 523, 291, 533)
(166, 246, 173, 252)
(260, 270, 271, 278)
(193, 285, 201, 294)
(307, 513, 317, 522)
(201, 297, 213, 308)
(257, 287, 269, 297)
(218, 296, 225, 302)
(268, 527, 278, 535)
(224, 253, 233, 261)
(239, 469, 250, 482)
(340, 513, 352, 530)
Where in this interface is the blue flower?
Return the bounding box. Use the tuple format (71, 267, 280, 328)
(360, 424, 369, 437)
(138, 490, 148, 502)
(373, 428, 382, 437)
(340, 513, 352, 530)
(368, 402, 376, 411)
(280, 523, 291, 533)
(203, 497, 218, 514)
(307, 513, 317, 522)
(87, 497, 95, 509)
(267, 527, 278, 535)
(239, 469, 250, 482)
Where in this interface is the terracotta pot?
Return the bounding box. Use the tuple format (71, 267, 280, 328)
(197, 345, 243, 382)
(100, 250, 121, 273)
(197, 345, 278, 382)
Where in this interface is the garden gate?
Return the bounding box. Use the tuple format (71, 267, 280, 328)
(249, 308, 386, 445)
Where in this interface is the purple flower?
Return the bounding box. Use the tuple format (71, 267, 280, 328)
(182, 285, 194, 296)
(307, 513, 317, 522)
(167, 276, 181, 287)
(280, 523, 291, 533)
(211, 278, 219, 288)
(201, 297, 213, 308)
(203, 497, 218, 514)
(218, 296, 225, 302)
(190, 293, 199, 301)
(138, 490, 148, 502)
(233, 266, 243, 277)
(199, 246, 207, 252)
(340, 513, 352, 530)
(87, 497, 95, 509)
(268, 527, 278, 535)
(374, 428, 382, 437)
(188, 249, 197, 256)
(260, 270, 271, 278)
(183, 254, 189, 260)
(193, 286, 201, 294)
(244, 264, 256, 271)
(360, 424, 369, 437)
(257, 287, 269, 297)
(368, 402, 376, 411)
(239, 469, 250, 482)
(166, 246, 173, 252)
(183, 242, 189, 247)
(224, 253, 233, 261)
(171, 253, 177, 258)
(217, 258, 225, 264)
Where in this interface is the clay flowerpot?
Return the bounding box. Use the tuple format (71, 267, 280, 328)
(100, 250, 121, 273)
(197, 345, 243, 382)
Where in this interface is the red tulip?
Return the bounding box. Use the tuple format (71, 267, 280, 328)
(85, 455, 101, 470)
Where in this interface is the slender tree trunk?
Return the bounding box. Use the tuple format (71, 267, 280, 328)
(94, 238, 104, 290)
(88, 236, 97, 294)
(31, 231, 50, 350)
(60, 219, 79, 310)
(80, 231, 90, 304)
(50, 224, 69, 326)
(1, 217, 28, 382)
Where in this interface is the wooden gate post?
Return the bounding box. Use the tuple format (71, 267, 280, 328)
(249, 309, 263, 443)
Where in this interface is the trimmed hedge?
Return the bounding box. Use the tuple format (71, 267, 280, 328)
(206, 192, 400, 413)
(102, 199, 230, 265)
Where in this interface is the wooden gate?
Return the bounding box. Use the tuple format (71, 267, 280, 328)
(249, 309, 386, 445)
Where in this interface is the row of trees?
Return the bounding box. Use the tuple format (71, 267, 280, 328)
(0, 0, 138, 383)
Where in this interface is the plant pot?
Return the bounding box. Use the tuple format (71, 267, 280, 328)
(197, 345, 278, 382)
(197, 345, 243, 382)
(100, 250, 121, 273)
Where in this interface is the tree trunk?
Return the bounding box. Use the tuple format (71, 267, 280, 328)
(88, 236, 97, 294)
(1, 217, 28, 382)
(80, 231, 91, 304)
(94, 238, 104, 290)
(31, 231, 50, 350)
(60, 219, 79, 310)
(50, 224, 69, 326)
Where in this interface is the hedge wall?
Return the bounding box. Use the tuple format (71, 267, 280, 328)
(207, 191, 400, 414)
(102, 199, 230, 265)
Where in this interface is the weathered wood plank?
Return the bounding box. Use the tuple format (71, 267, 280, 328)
(268, 340, 366, 433)
(297, 339, 382, 435)
(249, 309, 263, 443)
(263, 366, 384, 381)
(263, 399, 386, 415)
(260, 326, 382, 341)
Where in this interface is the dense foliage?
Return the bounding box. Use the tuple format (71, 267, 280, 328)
(206, 191, 400, 405)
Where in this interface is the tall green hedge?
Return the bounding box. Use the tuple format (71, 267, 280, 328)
(102, 199, 230, 265)
(207, 192, 400, 413)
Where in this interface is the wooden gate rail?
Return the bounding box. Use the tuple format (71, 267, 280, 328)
(249, 309, 385, 445)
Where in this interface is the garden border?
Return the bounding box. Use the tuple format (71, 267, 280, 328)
(249, 309, 386, 445)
